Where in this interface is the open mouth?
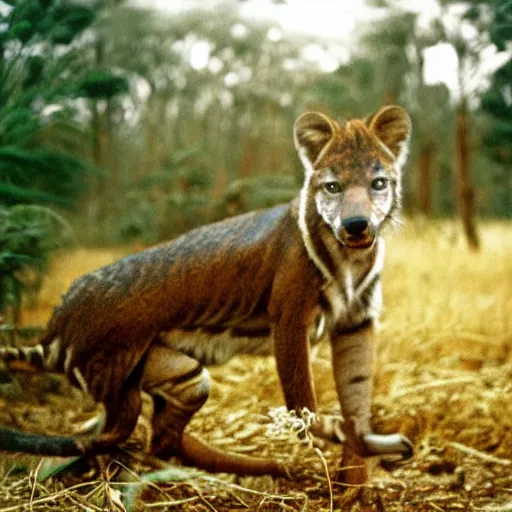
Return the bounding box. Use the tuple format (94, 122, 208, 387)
(344, 236, 375, 249)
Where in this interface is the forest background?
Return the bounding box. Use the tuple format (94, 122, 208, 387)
(0, 0, 511, 322)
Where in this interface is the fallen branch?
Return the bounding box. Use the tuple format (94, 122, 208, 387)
(447, 442, 512, 466)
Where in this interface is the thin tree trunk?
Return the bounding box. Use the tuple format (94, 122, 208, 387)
(144, 94, 159, 178)
(240, 134, 258, 178)
(418, 144, 434, 216)
(84, 35, 108, 236)
(86, 100, 105, 232)
(455, 100, 480, 250)
(106, 98, 118, 190)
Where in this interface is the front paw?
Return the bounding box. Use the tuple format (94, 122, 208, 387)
(363, 432, 413, 458)
(310, 413, 345, 443)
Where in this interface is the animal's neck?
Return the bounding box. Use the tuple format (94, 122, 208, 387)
(295, 186, 381, 286)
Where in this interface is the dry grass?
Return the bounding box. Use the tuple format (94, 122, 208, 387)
(1, 219, 512, 511)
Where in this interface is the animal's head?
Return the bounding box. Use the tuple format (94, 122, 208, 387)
(294, 105, 411, 249)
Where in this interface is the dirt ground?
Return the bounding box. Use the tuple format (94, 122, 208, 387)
(0, 219, 511, 511)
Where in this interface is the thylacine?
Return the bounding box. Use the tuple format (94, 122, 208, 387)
(0, 105, 413, 483)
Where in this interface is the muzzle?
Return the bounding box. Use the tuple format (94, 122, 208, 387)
(337, 216, 376, 249)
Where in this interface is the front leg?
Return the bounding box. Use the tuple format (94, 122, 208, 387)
(273, 313, 317, 414)
(330, 321, 412, 484)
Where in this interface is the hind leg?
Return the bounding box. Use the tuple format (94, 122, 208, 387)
(142, 343, 210, 459)
(71, 349, 147, 455)
(83, 379, 143, 455)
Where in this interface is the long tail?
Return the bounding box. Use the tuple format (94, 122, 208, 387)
(0, 426, 290, 477)
(0, 427, 83, 456)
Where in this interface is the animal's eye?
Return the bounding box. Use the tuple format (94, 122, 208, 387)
(371, 178, 388, 191)
(324, 182, 342, 194)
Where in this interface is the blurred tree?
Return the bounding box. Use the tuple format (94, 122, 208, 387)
(366, 1, 483, 246)
(78, 3, 309, 242)
(435, 0, 493, 249)
(0, 205, 73, 325)
(0, 0, 128, 207)
(479, 0, 512, 216)
(362, 11, 416, 106)
(360, 10, 449, 216)
(0, 0, 128, 321)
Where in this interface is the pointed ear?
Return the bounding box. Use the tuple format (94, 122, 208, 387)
(367, 105, 412, 166)
(294, 112, 339, 169)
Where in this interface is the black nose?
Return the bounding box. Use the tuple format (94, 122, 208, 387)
(342, 217, 369, 236)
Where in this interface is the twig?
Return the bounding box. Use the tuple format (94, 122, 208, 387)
(392, 377, 477, 398)
(186, 482, 218, 512)
(473, 505, 512, 512)
(226, 488, 250, 508)
(201, 475, 298, 500)
(29, 459, 43, 512)
(314, 447, 333, 512)
(455, 330, 502, 345)
(67, 493, 103, 512)
(0, 481, 101, 512)
(447, 442, 512, 466)
(145, 496, 200, 509)
(258, 499, 298, 511)
(111, 459, 179, 502)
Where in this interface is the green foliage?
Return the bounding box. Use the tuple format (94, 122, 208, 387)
(4, 0, 93, 46)
(0, 0, 128, 208)
(0, 182, 71, 207)
(0, 147, 93, 206)
(0, 0, 132, 318)
(0, 205, 74, 323)
(217, 175, 299, 218)
(43, 4, 96, 44)
(73, 70, 130, 99)
(111, 145, 217, 244)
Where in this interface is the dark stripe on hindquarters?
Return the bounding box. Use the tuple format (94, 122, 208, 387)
(171, 363, 204, 386)
(22, 346, 45, 367)
(0, 345, 45, 367)
(0, 347, 22, 362)
(231, 327, 271, 337)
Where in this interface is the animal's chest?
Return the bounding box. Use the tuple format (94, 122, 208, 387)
(314, 265, 380, 340)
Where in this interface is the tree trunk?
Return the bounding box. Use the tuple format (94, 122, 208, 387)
(106, 98, 118, 190)
(87, 36, 107, 234)
(455, 100, 480, 250)
(418, 144, 434, 216)
(239, 134, 258, 178)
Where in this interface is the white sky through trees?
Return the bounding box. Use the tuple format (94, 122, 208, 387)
(132, 0, 508, 103)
